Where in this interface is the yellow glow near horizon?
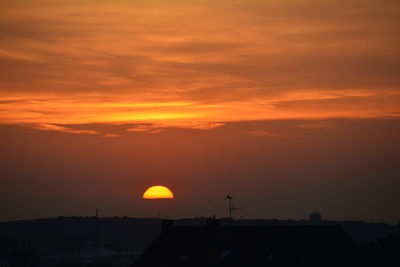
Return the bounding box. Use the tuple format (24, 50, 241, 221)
(143, 186, 174, 199)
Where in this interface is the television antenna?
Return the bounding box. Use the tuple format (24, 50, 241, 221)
(226, 195, 245, 225)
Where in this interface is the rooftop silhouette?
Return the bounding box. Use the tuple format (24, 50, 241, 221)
(133, 219, 359, 267)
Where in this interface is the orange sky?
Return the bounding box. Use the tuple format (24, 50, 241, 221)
(1, 0, 399, 135)
(1, 1, 400, 223)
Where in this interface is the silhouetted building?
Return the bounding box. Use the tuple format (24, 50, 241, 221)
(133, 219, 358, 267)
(309, 212, 321, 224)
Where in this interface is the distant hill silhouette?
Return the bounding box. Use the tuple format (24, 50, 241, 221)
(0, 217, 397, 262)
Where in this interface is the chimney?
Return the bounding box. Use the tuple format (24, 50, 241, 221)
(309, 212, 322, 225)
(161, 219, 174, 232)
(206, 216, 220, 228)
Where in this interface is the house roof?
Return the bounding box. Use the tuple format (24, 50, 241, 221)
(133, 222, 359, 267)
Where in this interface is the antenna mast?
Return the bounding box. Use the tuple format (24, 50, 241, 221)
(226, 195, 245, 225)
(226, 195, 233, 223)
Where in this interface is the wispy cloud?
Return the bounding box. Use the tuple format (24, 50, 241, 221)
(246, 130, 293, 138)
(35, 124, 98, 135)
(0, 0, 399, 130)
(127, 122, 225, 133)
(296, 121, 334, 129)
(104, 133, 121, 138)
(127, 125, 164, 134)
(160, 122, 225, 130)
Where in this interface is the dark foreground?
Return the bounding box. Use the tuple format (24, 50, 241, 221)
(0, 217, 398, 267)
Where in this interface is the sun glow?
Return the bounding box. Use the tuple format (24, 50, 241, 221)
(143, 186, 174, 199)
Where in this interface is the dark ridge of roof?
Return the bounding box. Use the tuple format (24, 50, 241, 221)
(133, 224, 359, 267)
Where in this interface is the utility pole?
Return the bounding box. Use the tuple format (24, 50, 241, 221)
(95, 208, 99, 259)
(95, 208, 99, 246)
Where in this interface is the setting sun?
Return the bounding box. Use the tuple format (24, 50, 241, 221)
(143, 186, 174, 199)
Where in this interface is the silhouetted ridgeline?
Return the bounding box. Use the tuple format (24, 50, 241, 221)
(0, 217, 398, 266)
(0, 217, 160, 258)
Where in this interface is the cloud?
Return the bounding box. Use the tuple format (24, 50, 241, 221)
(0, 0, 399, 127)
(127, 122, 225, 133)
(163, 122, 225, 130)
(296, 121, 334, 129)
(127, 125, 164, 134)
(104, 133, 121, 138)
(273, 94, 400, 118)
(35, 124, 98, 135)
(246, 130, 293, 138)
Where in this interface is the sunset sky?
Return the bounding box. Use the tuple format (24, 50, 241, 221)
(1, 0, 399, 223)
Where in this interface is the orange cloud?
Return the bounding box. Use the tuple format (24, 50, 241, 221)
(35, 124, 98, 135)
(104, 133, 121, 138)
(246, 130, 293, 138)
(127, 122, 225, 133)
(296, 121, 334, 129)
(127, 125, 164, 134)
(0, 0, 399, 131)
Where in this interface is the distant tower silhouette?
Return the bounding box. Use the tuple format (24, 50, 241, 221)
(309, 212, 322, 224)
